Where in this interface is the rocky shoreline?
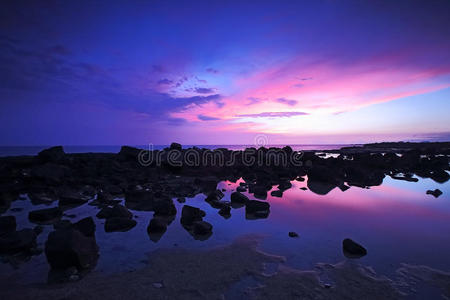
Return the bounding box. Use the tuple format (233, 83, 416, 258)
(0, 142, 449, 291)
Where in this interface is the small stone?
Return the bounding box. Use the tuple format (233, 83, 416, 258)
(288, 232, 299, 238)
(426, 189, 443, 198)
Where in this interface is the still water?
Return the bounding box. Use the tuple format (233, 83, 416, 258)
(1, 172, 449, 285)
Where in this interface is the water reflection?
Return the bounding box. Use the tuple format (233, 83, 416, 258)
(0, 172, 449, 284)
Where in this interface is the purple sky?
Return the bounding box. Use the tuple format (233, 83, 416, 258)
(1, 0, 449, 145)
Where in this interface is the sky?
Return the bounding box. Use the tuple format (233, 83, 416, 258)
(0, 0, 449, 146)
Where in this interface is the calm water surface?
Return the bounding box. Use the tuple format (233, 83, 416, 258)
(1, 172, 449, 285)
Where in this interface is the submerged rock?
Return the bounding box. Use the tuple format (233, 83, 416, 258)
(426, 189, 443, 198)
(343, 238, 367, 258)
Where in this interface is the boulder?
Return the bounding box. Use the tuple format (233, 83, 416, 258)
(236, 186, 246, 192)
(73, 217, 96, 237)
(278, 181, 292, 191)
(38, 146, 65, 162)
(193, 221, 213, 235)
(245, 200, 270, 219)
(342, 238, 367, 258)
(180, 205, 206, 226)
(58, 188, 91, 205)
(0, 215, 16, 235)
(426, 189, 443, 198)
(430, 170, 450, 183)
(218, 206, 231, 218)
(104, 217, 137, 232)
(45, 227, 98, 269)
(0, 228, 37, 253)
(230, 192, 249, 204)
(270, 190, 283, 197)
(205, 190, 224, 202)
(170, 142, 182, 150)
(28, 207, 62, 224)
(96, 204, 132, 219)
(31, 163, 68, 184)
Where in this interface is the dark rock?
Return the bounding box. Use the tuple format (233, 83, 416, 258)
(58, 188, 91, 205)
(33, 225, 44, 235)
(31, 163, 68, 184)
(0, 228, 37, 253)
(0, 216, 16, 235)
(338, 184, 350, 192)
(430, 170, 450, 183)
(245, 200, 270, 219)
(278, 181, 292, 191)
(147, 217, 167, 233)
(230, 192, 249, 204)
(205, 189, 224, 202)
(270, 190, 283, 197)
(342, 238, 367, 258)
(193, 221, 213, 235)
(38, 146, 65, 162)
(73, 217, 96, 237)
(104, 217, 137, 232)
(218, 206, 231, 218)
(170, 142, 182, 150)
(28, 207, 62, 224)
(236, 186, 246, 192)
(426, 189, 443, 198)
(180, 205, 206, 226)
(288, 231, 299, 238)
(153, 199, 177, 216)
(300, 187, 307, 191)
(28, 191, 58, 205)
(45, 228, 98, 269)
(53, 220, 72, 230)
(118, 146, 141, 160)
(177, 197, 186, 203)
(96, 204, 132, 219)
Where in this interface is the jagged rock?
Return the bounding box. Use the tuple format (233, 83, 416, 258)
(118, 146, 141, 160)
(28, 207, 62, 224)
(104, 217, 137, 232)
(58, 188, 91, 205)
(230, 192, 249, 204)
(426, 189, 443, 198)
(0, 216, 16, 235)
(343, 238, 367, 258)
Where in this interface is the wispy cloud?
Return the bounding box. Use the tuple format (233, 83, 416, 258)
(195, 87, 215, 94)
(157, 78, 173, 85)
(198, 114, 220, 121)
(236, 111, 308, 118)
(206, 68, 219, 74)
(276, 98, 298, 106)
